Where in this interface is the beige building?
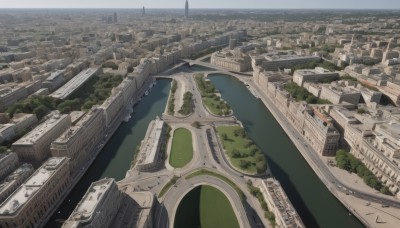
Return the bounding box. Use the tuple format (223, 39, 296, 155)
(12, 113, 71, 163)
(101, 90, 124, 127)
(62, 178, 122, 228)
(51, 107, 106, 172)
(0, 163, 34, 203)
(0, 85, 28, 112)
(319, 82, 361, 105)
(261, 179, 305, 228)
(303, 107, 340, 156)
(50, 68, 102, 100)
(136, 117, 166, 172)
(345, 121, 400, 198)
(211, 50, 251, 72)
(252, 54, 321, 71)
(293, 67, 339, 87)
(0, 153, 19, 181)
(0, 157, 70, 228)
(379, 81, 400, 106)
(9, 113, 38, 135)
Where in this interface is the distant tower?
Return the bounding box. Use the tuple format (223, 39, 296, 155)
(142, 6, 145, 17)
(113, 12, 118, 23)
(185, 0, 189, 18)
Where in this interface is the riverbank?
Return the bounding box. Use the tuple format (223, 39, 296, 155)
(45, 77, 169, 227)
(247, 77, 400, 228)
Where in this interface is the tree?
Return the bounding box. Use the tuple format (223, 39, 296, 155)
(232, 149, 241, 158)
(256, 160, 267, 173)
(191, 122, 201, 129)
(221, 133, 228, 140)
(380, 186, 392, 195)
(239, 160, 251, 169)
(260, 201, 269, 211)
(0, 147, 8, 154)
(127, 66, 134, 73)
(34, 105, 50, 119)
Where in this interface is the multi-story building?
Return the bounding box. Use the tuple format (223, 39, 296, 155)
(293, 67, 339, 87)
(285, 101, 312, 134)
(136, 117, 166, 172)
(319, 82, 361, 105)
(345, 121, 400, 198)
(101, 91, 124, 127)
(252, 54, 320, 71)
(379, 81, 400, 106)
(0, 124, 15, 144)
(50, 68, 102, 100)
(261, 179, 305, 228)
(0, 153, 19, 180)
(12, 113, 71, 163)
(62, 178, 123, 228)
(9, 113, 38, 135)
(303, 107, 340, 156)
(51, 107, 106, 172)
(0, 157, 70, 228)
(42, 71, 65, 92)
(211, 50, 251, 72)
(0, 163, 34, 203)
(0, 85, 28, 112)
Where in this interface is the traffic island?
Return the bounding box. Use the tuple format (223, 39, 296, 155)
(169, 128, 194, 168)
(174, 185, 240, 228)
(216, 125, 268, 175)
(185, 169, 246, 201)
(195, 74, 232, 116)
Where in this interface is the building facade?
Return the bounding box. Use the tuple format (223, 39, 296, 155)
(62, 178, 123, 228)
(261, 179, 305, 228)
(0, 157, 70, 228)
(51, 107, 106, 172)
(12, 113, 71, 163)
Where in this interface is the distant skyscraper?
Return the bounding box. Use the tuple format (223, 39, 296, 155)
(185, 0, 189, 18)
(113, 12, 117, 23)
(142, 6, 145, 17)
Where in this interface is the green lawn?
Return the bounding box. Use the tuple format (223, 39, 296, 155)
(200, 185, 240, 228)
(217, 126, 268, 174)
(174, 185, 240, 228)
(169, 128, 193, 168)
(185, 169, 246, 201)
(195, 74, 231, 116)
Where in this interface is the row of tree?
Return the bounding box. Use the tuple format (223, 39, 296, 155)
(178, 92, 194, 116)
(284, 82, 330, 104)
(246, 180, 276, 226)
(336, 150, 391, 195)
(167, 80, 177, 115)
(291, 60, 343, 73)
(7, 74, 124, 120)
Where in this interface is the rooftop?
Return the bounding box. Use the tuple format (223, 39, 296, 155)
(54, 108, 102, 144)
(50, 68, 99, 100)
(0, 164, 33, 195)
(137, 118, 164, 166)
(263, 179, 304, 228)
(69, 178, 114, 221)
(46, 71, 63, 81)
(13, 113, 70, 145)
(0, 157, 67, 215)
(264, 54, 319, 62)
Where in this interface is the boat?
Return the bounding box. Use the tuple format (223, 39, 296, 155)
(145, 90, 149, 96)
(123, 114, 131, 123)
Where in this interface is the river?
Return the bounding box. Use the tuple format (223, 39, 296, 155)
(45, 79, 171, 227)
(45, 68, 364, 228)
(208, 73, 363, 228)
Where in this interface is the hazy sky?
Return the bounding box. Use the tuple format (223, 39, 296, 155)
(0, 0, 399, 9)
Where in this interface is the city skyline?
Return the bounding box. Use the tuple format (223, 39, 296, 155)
(1, 0, 400, 9)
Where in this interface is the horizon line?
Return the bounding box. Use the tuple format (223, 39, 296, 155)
(1, 7, 400, 10)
